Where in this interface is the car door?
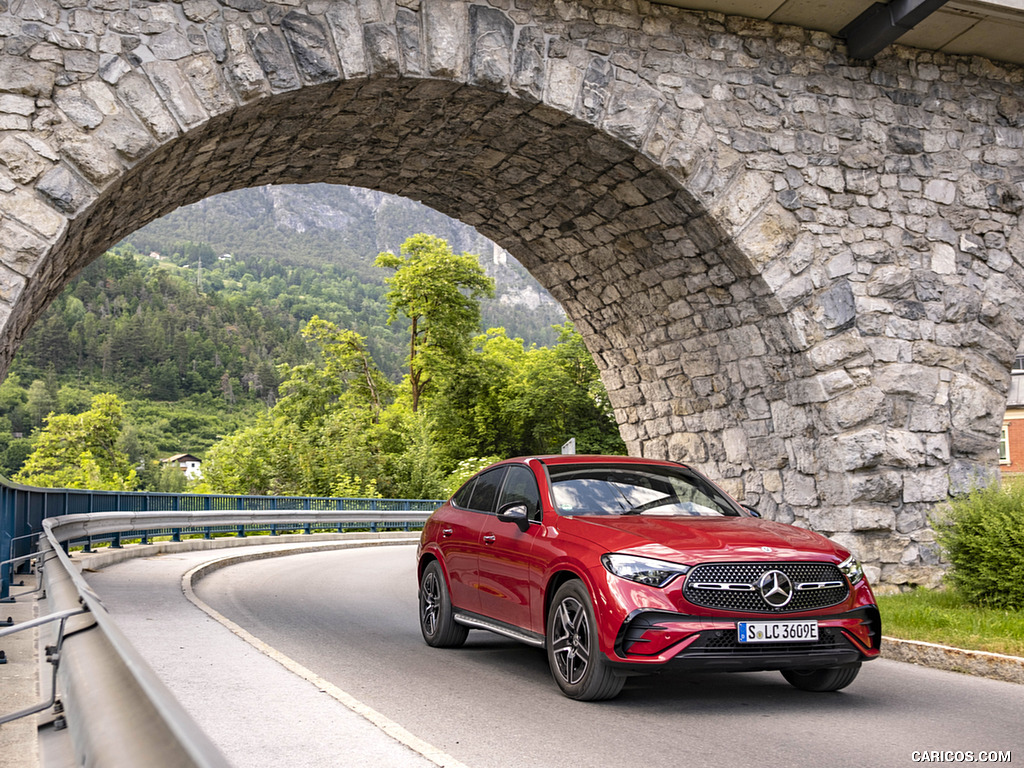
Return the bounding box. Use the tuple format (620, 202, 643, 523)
(434, 493, 484, 614)
(476, 464, 545, 632)
(443, 466, 508, 614)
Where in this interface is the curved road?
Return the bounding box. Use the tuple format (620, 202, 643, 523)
(193, 545, 1022, 768)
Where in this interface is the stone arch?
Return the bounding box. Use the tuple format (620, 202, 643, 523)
(2, 0, 1024, 584)
(12, 75, 798, 493)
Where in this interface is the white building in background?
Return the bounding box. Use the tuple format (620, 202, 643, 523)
(162, 453, 203, 480)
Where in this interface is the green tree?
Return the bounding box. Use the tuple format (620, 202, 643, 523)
(201, 317, 401, 497)
(374, 234, 494, 412)
(0, 373, 29, 434)
(426, 327, 523, 462)
(364, 403, 447, 499)
(429, 324, 625, 461)
(280, 317, 392, 423)
(57, 383, 94, 415)
(196, 417, 277, 495)
(198, 320, 624, 500)
(141, 460, 188, 493)
(14, 393, 138, 490)
(26, 378, 57, 428)
(2, 437, 35, 478)
(523, 322, 625, 456)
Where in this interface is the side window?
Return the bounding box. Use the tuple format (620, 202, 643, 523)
(467, 467, 507, 513)
(499, 465, 543, 522)
(451, 477, 476, 509)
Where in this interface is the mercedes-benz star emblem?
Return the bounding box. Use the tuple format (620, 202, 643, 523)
(757, 570, 794, 608)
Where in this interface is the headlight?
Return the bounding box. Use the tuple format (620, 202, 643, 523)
(601, 553, 690, 588)
(839, 554, 864, 585)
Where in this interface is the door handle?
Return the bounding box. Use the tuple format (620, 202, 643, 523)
(483, 534, 496, 544)
(442, 528, 453, 538)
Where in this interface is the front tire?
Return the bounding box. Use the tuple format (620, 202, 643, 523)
(419, 560, 468, 648)
(781, 662, 861, 692)
(546, 580, 625, 701)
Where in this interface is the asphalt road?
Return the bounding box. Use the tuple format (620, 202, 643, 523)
(193, 544, 1023, 768)
(82, 543, 438, 768)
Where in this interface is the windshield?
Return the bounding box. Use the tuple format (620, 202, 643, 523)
(546, 463, 741, 517)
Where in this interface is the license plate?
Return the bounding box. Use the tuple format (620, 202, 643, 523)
(737, 620, 818, 643)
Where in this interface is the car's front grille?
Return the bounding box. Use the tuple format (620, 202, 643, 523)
(682, 562, 849, 614)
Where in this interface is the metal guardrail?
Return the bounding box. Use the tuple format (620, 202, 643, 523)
(1, 482, 440, 599)
(0, 478, 440, 768)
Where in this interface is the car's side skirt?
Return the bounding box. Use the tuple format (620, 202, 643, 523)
(453, 611, 546, 648)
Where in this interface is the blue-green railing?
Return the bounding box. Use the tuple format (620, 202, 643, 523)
(0, 477, 442, 600)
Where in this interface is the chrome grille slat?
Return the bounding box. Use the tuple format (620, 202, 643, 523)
(683, 562, 849, 613)
(691, 582, 755, 591)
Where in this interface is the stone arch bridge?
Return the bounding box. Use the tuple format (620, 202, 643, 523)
(1, 0, 1023, 585)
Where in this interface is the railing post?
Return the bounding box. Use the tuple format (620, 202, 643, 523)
(0, 487, 10, 601)
(1, 486, 10, 601)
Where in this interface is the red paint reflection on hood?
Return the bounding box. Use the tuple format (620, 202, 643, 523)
(555, 515, 847, 565)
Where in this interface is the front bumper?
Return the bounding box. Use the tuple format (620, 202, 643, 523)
(608, 605, 881, 674)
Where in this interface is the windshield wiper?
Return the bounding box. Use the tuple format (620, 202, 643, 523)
(620, 496, 680, 515)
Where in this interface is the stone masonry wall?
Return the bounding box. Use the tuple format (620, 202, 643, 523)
(1, 0, 1023, 584)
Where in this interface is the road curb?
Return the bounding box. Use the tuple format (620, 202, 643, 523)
(882, 636, 1024, 685)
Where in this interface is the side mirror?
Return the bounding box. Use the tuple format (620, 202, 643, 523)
(743, 505, 761, 518)
(496, 502, 531, 533)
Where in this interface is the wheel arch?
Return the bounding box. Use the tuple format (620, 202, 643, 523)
(543, 568, 590, 625)
(417, 550, 442, 583)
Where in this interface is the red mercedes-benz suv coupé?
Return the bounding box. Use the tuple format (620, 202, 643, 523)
(417, 455, 880, 700)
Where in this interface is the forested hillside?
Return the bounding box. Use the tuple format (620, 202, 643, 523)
(0, 184, 586, 489)
(128, 184, 564, 345)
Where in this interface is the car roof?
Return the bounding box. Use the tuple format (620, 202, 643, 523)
(511, 454, 691, 470)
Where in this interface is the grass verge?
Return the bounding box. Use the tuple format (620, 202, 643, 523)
(877, 587, 1024, 657)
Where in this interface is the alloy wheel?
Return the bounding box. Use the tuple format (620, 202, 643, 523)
(420, 569, 440, 637)
(551, 595, 591, 685)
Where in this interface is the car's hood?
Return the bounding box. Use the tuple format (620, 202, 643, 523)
(556, 515, 848, 564)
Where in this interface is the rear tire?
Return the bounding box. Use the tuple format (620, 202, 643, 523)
(546, 580, 625, 701)
(419, 560, 468, 648)
(781, 662, 861, 692)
